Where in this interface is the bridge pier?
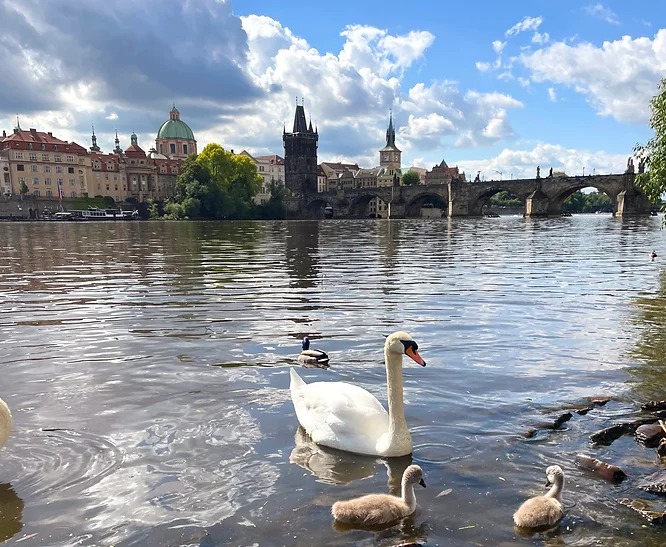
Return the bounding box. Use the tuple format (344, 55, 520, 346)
(616, 189, 652, 217)
(525, 190, 550, 217)
(448, 180, 470, 217)
(388, 200, 406, 219)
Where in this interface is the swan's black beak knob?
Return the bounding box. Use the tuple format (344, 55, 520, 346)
(419, 478, 426, 488)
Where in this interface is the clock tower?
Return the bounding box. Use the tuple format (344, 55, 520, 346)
(379, 112, 401, 169)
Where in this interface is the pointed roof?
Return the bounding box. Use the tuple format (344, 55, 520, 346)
(292, 105, 308, 133)
(379, 111, 401, 152)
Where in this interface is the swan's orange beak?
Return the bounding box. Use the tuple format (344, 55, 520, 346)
(406, 347, 426, 366)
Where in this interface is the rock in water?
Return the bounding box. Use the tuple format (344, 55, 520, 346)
(635, 423, 666, 448)
(574, 454, 627, 482)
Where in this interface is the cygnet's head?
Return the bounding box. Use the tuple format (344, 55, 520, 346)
(384, 331, 426, 366)
(545, 465, 564, 487)
(302, 337, 310, 351)
(403, 464, 426, 488)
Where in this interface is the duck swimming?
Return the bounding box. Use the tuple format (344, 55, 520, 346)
(0, 398, 12, 450)
(331, 464, 426, 525)
(297, 337, 330, 368)
(290, 331, 426, 457)
(513, 465, 565, 529)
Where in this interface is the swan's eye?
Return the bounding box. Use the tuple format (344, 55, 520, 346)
(400, 340, 418, 352)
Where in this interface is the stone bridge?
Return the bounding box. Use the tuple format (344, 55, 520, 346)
(285, 173, 651, 219)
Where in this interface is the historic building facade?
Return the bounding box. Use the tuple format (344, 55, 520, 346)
(283, 102, 318, 195)
(156, 106, 197, 160)
(239, 151, 285, 205)
(0, 125, 92, 199)
(425, 159, 466, 184)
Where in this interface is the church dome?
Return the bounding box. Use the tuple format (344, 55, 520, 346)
(156, 106, 195, 141)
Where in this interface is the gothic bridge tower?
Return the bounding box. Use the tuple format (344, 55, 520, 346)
(283, 100, 318, 195)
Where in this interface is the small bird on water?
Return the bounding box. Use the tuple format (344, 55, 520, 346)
(513, 465, 565, 529)
(297, 336, 330, 368)
(651, 250, 658, 261)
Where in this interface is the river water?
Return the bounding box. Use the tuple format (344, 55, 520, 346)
(1, 216, 666, 546)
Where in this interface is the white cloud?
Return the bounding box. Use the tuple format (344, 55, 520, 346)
(519, 29, 666, 123)
(105, 112, 118, 120)
(584, 3, 619, 25)
(548, 87, 557, 102)
(492, 40, 506, 54)
(532, 32, 550, 44)
(476, 61, 491, 72)
(505, 16, 543, 37)
(454, 142, 629, 180)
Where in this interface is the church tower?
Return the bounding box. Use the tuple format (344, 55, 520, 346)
(283, 100, 318, 195)
(379, 111, 401, 169)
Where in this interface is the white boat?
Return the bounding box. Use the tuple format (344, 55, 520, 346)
(69, 207, 139, 220)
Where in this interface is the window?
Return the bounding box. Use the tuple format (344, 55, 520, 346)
(54, 155, 61, 162)
(68, 167, 74, 174)
(34, 190, 40, 196)
(28, 143, 33, 150)
(132, 176, 137, 187)
(44, 166, 51, 173)
(29, 153, 37, 161)
(114, 175, 118, 181)
(41, 144, 46, 151)
(170, 143, 176, 154)
(32, 177, 39, 185)
(114, 185, 118, 191)
(56, 166, 63, 173)
(259, 166, 264, 172)
(31, 165, 38, 172)
(106, 185, 110, 191)
(70, 179, 76, 185)
(96, 174, 100, 180)
(57, 178, 63, 186)
(45, 178, 52, 185)
(17, 164, 24, 171)
(41, 154, 49, 161)
(46, 190, 52, 197)
(97, 184, 101, 190)
(107, 162, 113, 170)
(71, 192, 77, 197)
(66, 155, 74, 163)
(183, 144, 188, 155)
(105, 174, 109, 180)
(159, 144, 163, 153)
(15, 152, 23, 159)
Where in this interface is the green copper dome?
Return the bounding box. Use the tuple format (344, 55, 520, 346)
(156, 106, 196, 141)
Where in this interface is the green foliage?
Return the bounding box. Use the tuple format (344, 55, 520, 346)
(488, 191, 522, 207)
(562, 191, 613, 213)
(102, 196, 116, 208)
(257, 179, 287, 219)
(19, 181, 28, 196)
(634, 78, 666, 219)
(401, 170, 420, 186)
(159, 145, 263, 220)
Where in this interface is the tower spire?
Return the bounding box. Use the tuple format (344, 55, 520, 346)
(90, 122, 100, 152)
(15, 114, 21, 131)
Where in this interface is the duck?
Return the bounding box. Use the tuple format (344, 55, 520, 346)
(289, 331, 426, 457)
(0, 398, 12, 450)
(331, 464, 426, 525)
(297, 336, 330, 368)
(513, 465, 565, 529)
(651, 250, 658, 261)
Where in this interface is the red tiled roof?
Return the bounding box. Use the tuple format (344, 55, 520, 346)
(1, 128, 87, 154)
(124, 145, 146, 158)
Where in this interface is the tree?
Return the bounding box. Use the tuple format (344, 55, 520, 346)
(19, 180, 28, 199)
(168, 155, 221, 219)
(401, 170, 420, 186)
(634, 78, 666, 213)
(258, 179, 287, 220)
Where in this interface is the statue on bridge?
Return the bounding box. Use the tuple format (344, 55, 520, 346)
(548, 167, 553, 178)
(626, 157, 635, 174)
(474, 172, 481, 183)
(536, 165, 541, 179)
(638, 157, 645, 174)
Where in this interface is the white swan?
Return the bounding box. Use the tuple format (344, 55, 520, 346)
(513, 465, 565, 528)
(297, 336, 330, 368)
(0, 398, 12, 450)
(289, 331, 426, 457)
(331, 464, 426, 525)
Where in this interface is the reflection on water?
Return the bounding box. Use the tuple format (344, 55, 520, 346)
(0, 484, 23, 543)
(1, 217, 666, 546)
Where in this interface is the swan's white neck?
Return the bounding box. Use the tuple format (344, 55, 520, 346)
(384, 348, 411, 455)
(0, 398, 11, 450)
(401, 479, 417, 513)
(545, 476, 564, 501)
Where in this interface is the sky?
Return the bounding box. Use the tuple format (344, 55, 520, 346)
(0, 0, 664, 180)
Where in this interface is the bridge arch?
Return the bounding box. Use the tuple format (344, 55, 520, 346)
(546, 182, 620, 214)
(305, 197, 332, 219)
(468, 185, 532, 216)
(348, 192, 391, 218)
(406, 192, 448, 218)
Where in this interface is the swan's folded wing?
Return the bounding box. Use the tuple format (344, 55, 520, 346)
(292, 381, 389, 452)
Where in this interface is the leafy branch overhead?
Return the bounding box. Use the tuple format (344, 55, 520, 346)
(634, 78, 666, 210)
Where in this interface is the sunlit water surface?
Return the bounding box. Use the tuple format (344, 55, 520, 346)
(1, 217, 666, 546)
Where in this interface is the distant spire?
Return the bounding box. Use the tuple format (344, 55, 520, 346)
(90, 122, 100, 152)
(114, 128, 122, 154)
(308, 115, 313, 133)
(15, 114, 21, 131)
(386, 110, 396, 147)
